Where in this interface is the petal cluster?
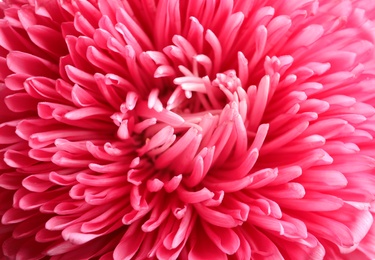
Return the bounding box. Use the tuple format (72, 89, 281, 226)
(1, 0, 375, 259)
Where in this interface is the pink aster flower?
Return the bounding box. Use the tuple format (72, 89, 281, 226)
(1, 0, 375, 259)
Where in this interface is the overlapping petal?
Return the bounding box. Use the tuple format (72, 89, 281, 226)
(1, 0, 375, 259)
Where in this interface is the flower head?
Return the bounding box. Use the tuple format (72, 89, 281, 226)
(1, 0, 375, 259)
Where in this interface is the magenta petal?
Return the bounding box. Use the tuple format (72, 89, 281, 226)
(7, 51, 58, 76)
(114, 223, 145, 260)
(27, 25, 67, 56)
(188, 230, 227, 260)
(5, 93, 38, 112)
(202, 222, 241, 255)
(1, 0, 375, 259)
